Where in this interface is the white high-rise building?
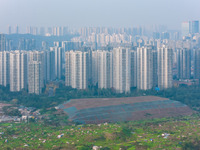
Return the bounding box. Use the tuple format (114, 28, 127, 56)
(29, 50, 56, 83)
(65, 51, 89, 89)
(177, 48, 191, 79)
(113, 47, 131, 93)
(0, 51, 10, 86)
(44, 50, 56, 81)
(157, 45, 173, 89)
(29, 51, 45, 87)
(152, 50, 158, 87)
(130, 50, 137, 87)
(10, 51, 28, 92)
(97, 50, 113, 89)
(91, 51, 99, 85)
(50, 47, 64, 79)
(193, 49, 200, 79)
(137, 46, 153, 90)
(28, 61, 43, 95)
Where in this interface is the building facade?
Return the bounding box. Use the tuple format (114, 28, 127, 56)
(177, 48, 191, 79)
(113, 47, 131, 93)
(137, 46, 153, 90)
(0, 51, 10, 86)
(10, 51, 28, 92)
(157, 45, 173, 89)
(28, 61, 43, 95)
(130, 50, 137, 87)
(97, 50, 113, 89)
(65, 51, 89, 89)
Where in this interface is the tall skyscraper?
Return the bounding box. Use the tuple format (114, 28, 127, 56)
(28, 61, 43, 95)
(50, 46, 64, 79)
(0, 34, 6, 51)
(91, 51, 99, 85)
(137, 46, 153, 90)
(157, 45, 173, 89)
(29, 51, 45, 86)
(44, 50, 56, 81)
(8, 26, 12, 34)
(15, 25, 19, 34)
(53, 27, 62, 36)
(29, 50, 56, 83)
(161, 32, 170, 40)
(65, 51, 89, 89)
(113, 47, 131, 93)
(193, 49, 200, 79)
(0, 51, 10, 86)
(97, 50, 113, 89)
(182, 22, 190, 37)
(177, 48, 191, 79)
(10, 51, 28, 92)
(130, 50, 137, 87)
(190, 21, 199, 34)
(182, 21, 199, 36)
(152, 50, 158, 87)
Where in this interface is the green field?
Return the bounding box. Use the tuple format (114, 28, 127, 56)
(1, 115, 200, 150)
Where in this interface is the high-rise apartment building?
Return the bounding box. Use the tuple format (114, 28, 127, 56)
(177, 48, 191, 79)
(157, 45, 173, 89)
(91, 51, 99, 85)
(0, 51, 10, 86)
(9, 51, 28, 92)
(182, 22, 190, 37)
(137, 46, 153, 90)
(130, 50, 137, 87)
(28, 61, 43, 95)
(44, 50, 56, 81)
(190, 21, 199, 34)
(0, 34, 6, 51)
(113, 47, 131, 93)
(193, 49, 200, 79)
(29, 51, 45, 86)
(152, 50, 158, 87)
(97, 50, 113, 89)
(8, 26, 12, 35)
(50, 46, 64, 79)
(182, 21, 199, 37)
(29, 50, 56, 83)
(15, 25, 19, 34)
(65, 51, 89, 89)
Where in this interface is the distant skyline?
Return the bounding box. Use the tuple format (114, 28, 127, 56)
(0, 0, 200, 33)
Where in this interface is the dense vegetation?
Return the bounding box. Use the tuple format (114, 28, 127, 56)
(1, 115, 200, 150)
(1, 84, 200, 111)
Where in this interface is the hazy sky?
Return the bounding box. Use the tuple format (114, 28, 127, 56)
(0, 0, 200, 33)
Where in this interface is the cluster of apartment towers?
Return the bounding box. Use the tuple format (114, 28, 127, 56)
(0, 42, 177, 95)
